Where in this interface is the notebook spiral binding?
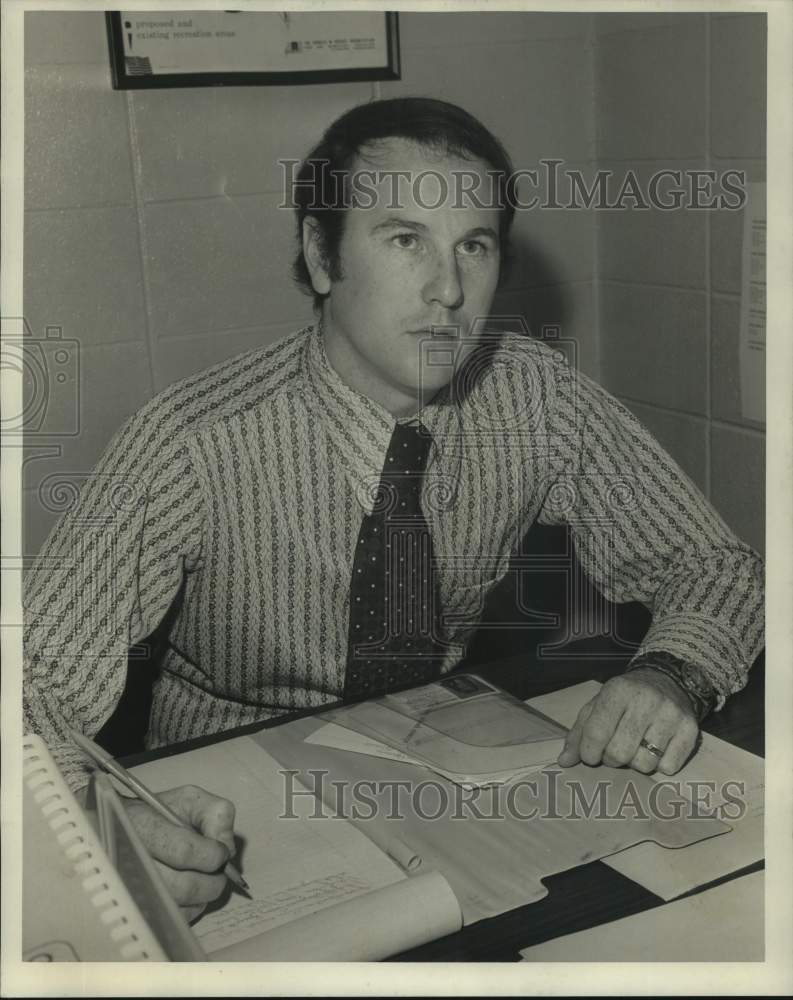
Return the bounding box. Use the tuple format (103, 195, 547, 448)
(23, 738, 155, 961)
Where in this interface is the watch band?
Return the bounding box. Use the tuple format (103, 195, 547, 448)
(625, 650, 718, 722)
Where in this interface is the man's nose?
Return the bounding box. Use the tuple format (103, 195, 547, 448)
(422, 251, 464, 312)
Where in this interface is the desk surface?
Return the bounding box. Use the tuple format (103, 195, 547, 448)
(123, 646, 764, 962)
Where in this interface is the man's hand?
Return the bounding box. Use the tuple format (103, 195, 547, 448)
(557, 667, 699, 775)
(122, 784, 237, 923)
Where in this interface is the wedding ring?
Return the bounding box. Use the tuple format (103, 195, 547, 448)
(639, 737, 664, 758)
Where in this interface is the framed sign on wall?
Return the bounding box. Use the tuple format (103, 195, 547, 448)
(106, 11, 400, 89)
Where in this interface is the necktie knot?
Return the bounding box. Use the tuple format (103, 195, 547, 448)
(386, 421, 432, 477)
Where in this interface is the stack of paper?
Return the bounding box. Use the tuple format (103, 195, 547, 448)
(308, 677, 568, 787)
(305, 721, 563, 787)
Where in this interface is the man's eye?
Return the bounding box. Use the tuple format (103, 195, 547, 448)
(393, 233, 419, 249)
(457, 240, 487, 257)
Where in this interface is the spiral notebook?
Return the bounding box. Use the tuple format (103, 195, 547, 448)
(22, 733, 169, 962)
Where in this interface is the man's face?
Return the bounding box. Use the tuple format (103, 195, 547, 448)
(313, 138, 502, 416)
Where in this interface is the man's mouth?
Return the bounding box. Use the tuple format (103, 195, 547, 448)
(407, 325, 460, 338)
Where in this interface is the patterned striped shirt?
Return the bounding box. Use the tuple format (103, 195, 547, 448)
(23, 324, 764, 790)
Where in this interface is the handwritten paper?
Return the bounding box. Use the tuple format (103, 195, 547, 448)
(129, 735, 413, 956)
(196, 872, 374, 954)
(209, 871, 462, 962)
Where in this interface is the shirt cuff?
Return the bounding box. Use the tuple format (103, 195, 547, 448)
(625, 650, 718, 722)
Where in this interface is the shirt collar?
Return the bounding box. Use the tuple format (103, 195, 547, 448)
(302, 323, 449, 514)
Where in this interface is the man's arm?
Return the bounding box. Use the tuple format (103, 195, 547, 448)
(23, 404, 205, 789)
(538, 357, 764, 773)
(23, 407, 238, 915)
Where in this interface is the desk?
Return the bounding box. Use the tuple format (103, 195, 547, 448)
(122, 648, 764, 962)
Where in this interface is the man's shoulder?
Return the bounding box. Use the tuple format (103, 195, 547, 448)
(446, 330, 581, 436)
(131, 325, 311, 443)
(476, 330, 573, 398)
(490, 330, 571, 368)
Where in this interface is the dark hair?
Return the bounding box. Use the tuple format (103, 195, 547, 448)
(291, 97, 516, 310)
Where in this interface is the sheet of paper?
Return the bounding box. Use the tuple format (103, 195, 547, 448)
(739, 181, 766, 423)
(306, 722, 426, 766)
(520, 870, 764, 961)
(209, 870, 461, 962)
(130, 735, 406, 955)
(527, 680, 603, 729)
(305, 721, 561, 786)
(527, 682, 764, 900)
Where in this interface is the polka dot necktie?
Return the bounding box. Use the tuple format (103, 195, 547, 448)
(343, 421, 444, 702)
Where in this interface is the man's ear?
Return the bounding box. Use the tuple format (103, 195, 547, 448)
(302, 217, 332, 296)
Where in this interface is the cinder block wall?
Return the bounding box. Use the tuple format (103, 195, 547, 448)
(592, 12, 766, 553)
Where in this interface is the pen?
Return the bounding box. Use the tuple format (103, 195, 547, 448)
(70, 729, 250, 894)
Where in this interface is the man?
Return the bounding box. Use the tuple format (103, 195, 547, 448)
(23, 98, 764, 918)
